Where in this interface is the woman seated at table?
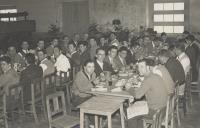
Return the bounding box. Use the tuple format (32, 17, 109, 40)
(72, 59, 98, 107)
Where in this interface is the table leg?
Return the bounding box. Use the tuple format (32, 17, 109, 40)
(120, 105, 125, 128)
(80, 109, 84, 128)
(95, 115, 99, 128)
(107, 115, 112, 128)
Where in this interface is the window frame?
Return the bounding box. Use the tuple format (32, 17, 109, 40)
(149, 0, 189, 34)
(0, 6, 17, 22)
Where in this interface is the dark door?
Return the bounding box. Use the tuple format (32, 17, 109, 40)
(62, 1, 89, 36)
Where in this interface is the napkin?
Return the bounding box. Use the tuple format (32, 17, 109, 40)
(127, 101, 149, 119)
(91, 87, 108, 92)
(111, 87, 122, 92)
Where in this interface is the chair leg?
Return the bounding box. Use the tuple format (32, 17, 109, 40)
(171, 115, 174, 128)
(176, 104, 181, 126)
(107, 115, 112, 128)
(120, 105, 125, 128)
(32, 103, 39, 124)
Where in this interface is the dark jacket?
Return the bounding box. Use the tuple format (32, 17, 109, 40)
(20, 64, 43, 102)
(165, 57, 185, 84)
(94, 59, 113, 77)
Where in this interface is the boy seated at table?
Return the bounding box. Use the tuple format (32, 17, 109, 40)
(72, 59, 99, 107)
(126, 59, 168, 128)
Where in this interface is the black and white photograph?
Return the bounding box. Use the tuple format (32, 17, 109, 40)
(0, 0, 200, 128)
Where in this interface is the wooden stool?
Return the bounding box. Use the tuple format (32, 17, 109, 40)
(78, 96, 126, 128)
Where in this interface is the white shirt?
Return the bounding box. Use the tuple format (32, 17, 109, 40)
(177, 52, 190, 75)
(119, 55, 125, 65)
(54, 54, 71, 74)
(97, 60, 103, 70)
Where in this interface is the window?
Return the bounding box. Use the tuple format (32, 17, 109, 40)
(153, 2, 185, 33)
(0, 9, 17, 22)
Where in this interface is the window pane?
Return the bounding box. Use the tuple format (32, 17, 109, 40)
(1, 18, 9, 21)
(164, 3, 174, 10)
(174, 26, 184, 33)
(154, 3, 163, 11)
(164, 14, 173, 22)
(164, 26, 173, 33)
(154, 26, 164, 33)
(174, 14, 184, 22)
(174, 3, 184, 10)
(154, 14, 163, 22)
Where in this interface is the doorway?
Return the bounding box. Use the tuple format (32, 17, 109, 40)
(62, 1, 89, 36)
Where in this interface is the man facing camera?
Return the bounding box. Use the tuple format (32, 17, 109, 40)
(0, 56, 19, 89)
(94, 48, 113, 77)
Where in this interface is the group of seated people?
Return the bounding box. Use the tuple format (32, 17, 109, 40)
(0, 26, 200, 128)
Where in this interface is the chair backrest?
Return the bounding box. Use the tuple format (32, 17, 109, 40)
(31, 79, 43, 102)
(152, 107, 166, 128)
(43, 73, 56, 95)
(59, 69, 73, 86)
(164, 93, 175, 128)
(46, 91, 67, 123)
(0, 92, 8, 128)
(6, 84, 22, 111)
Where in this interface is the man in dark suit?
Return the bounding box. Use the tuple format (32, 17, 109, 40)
(94, 48, 113, 77)
(78, 41, 91, 66)
(126, 43, 137, 65)
(104, 46, 118, 67)
(185, 35, 199, 81)
(158, 49, 185, 84)
(20, 53, 43, 102)
(114, 46, 128, 70)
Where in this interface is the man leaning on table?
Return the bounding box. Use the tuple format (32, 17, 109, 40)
(126, 59, 168, 128)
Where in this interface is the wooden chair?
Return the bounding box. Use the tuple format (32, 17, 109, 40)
(46, 91, 79, 128)
(23, 79, 46, 124)
(6, 84, 23, 120)
(57, 71, 73, 114)
(143, 107, 166, 128)
(174, 85, 181, 126)
(163, 93, 175, 128)
(0, 92, 8, 128)
(43, 73, 57, 96)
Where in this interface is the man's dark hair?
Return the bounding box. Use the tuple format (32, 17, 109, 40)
(176, 43, 185, 52)
(137, 58, 156, 67)
(130, 42, 140, 48)
(25, 53, 36, 64)
(78, 41, 87, 47)
(186, 34, 195, 42)
(161, 32, 167, 37)
(0, 56, 11, 64)
(158, 49, 170, 58)
(83, 59, 94, 67)
(96, 47, 105, 54)
(107, 45, 118, 52)
(68, 42, 76, 48)
(118, 46, 128, 53)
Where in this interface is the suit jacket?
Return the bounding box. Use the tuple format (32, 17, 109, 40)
(71, 51, 81, 67)
(153, 65, 175, 94)
(20, 64, 43, 102)
(80, 50, 91, 66)
(128, 73, 168, 110)
(114, 56, 127, 70)
(72, 70, 96, 97)
(46, 45, 54, 57)
(0, 68, 19, 89)
(94, 59, 113, 77)
(40, 58, 55, 77)
(126, 50, 137, 65)
(165, 57, 185, 84)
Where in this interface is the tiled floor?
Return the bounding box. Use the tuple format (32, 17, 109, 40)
(8, 95, 200, 128)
